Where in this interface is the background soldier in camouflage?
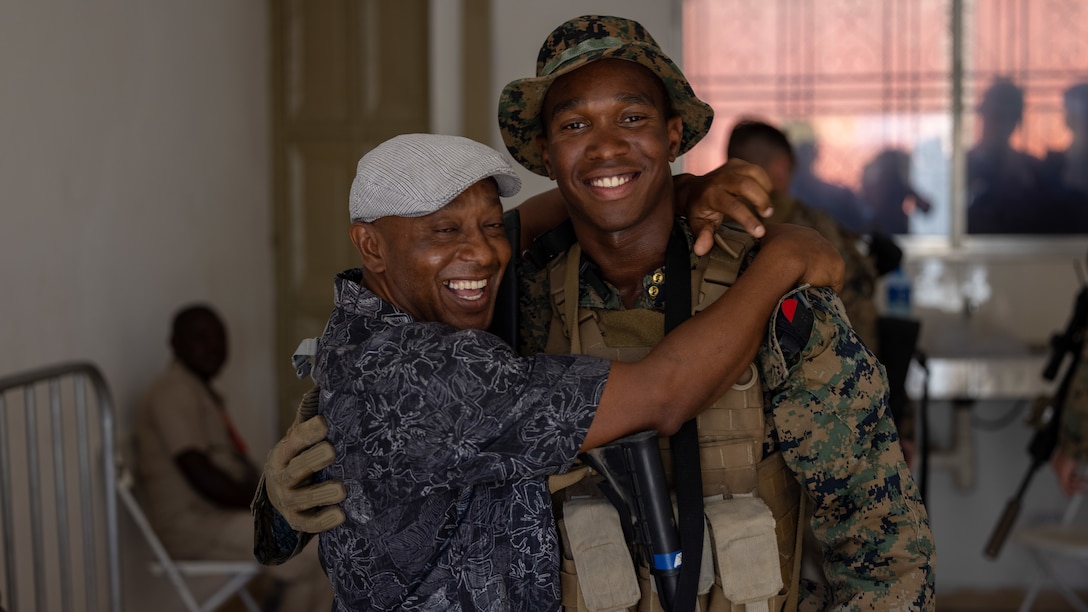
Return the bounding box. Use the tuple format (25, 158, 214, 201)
(724, 119, 933, 467)
(499, 14, 934, 610)
(724, 119, 881, 354)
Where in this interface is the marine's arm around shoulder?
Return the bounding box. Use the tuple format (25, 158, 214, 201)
(252, 390, 345, 565)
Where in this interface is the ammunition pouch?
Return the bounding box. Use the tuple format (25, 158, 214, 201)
(563, 499, 641, 611)
(706, 496, 782, 611)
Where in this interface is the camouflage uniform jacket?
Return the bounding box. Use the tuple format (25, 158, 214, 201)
(517, 222, 935, 611)
(768, 194, 880, 355)
(1058, 341, 1088, 462)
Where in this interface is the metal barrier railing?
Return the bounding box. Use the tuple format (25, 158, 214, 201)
(0, 361, 121, 612)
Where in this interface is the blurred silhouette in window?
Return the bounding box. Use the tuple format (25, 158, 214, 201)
(727, 118, 886, 353)
(1041, 83, 1088, 231)
(859, 149, 933, 235)
(966, 77, 1059, 234)
(785, 121, 868, 233)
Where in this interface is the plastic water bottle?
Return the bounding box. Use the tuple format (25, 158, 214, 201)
(885, 268, 912, 318)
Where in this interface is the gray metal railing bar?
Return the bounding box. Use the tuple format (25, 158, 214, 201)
(50, 378, 73, 612)
(25, 384, 46, 612)
(98, 372, 120, 612)
(75, 375, 101, 612)
(0, 393, 17, 611)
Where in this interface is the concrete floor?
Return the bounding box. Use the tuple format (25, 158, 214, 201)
(940, 588, 1088, 611)
(218, 588, 1088, 611)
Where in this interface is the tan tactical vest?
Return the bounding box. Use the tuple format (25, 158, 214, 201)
(545, 227, 804, 612)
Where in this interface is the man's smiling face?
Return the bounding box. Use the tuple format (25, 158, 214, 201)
(538, 58, 683, 237)
(351, 178, 511, 331)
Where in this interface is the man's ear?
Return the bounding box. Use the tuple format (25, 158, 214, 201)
(536, 134, 555, 180)
(349, 221, 387, 274)
(667, 116, 683, 162)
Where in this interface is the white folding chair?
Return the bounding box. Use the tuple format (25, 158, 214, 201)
(116, 464, 262, 612)
(1016, 479, 1088, 612)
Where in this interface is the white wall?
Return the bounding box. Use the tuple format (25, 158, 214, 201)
(0, 1, 273, 609)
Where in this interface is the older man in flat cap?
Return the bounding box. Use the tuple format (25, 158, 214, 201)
(264, 133, 841, 610)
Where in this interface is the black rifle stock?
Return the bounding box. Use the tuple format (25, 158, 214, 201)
(582, 430, 682, 612)
(984, 282, 1088, 559)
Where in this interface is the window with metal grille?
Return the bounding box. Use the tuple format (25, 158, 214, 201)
(683, 0, 1088, 239)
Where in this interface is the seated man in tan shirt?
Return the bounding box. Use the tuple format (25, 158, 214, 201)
(134, 304, 332, 611)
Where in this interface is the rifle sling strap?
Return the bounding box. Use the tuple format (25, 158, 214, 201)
(665, 222, 703, 612)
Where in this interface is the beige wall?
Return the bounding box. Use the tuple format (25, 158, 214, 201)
(0, 2, 273, 608)
(0, 2, 275, 446)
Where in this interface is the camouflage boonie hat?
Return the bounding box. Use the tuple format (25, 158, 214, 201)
(498, 14, 715, 177)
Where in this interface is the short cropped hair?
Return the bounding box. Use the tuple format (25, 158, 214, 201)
(726, 119, 796, 169)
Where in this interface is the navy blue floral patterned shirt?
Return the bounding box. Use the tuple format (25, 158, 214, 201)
(314, 270, 607, 611)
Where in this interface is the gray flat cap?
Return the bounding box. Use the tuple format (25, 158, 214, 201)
(349, 133, 522, 222)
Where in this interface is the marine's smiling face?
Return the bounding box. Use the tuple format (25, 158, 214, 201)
(351, 178, 511, 330)
(538, 58, 683, 236)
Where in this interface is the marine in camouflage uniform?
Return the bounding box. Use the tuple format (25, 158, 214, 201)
(515, 226, 932, 610)
(500, 14, 935, 611)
